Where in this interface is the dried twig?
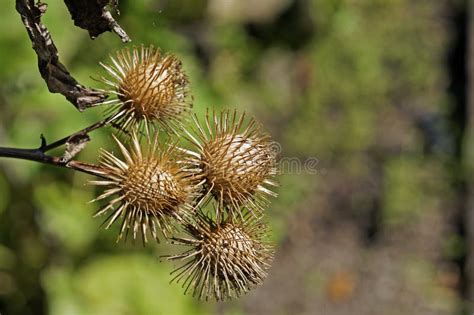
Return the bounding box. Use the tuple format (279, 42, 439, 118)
(0, 118, 113, 177)
(15, 0, 130, 111)
(0, 146, 104, 177)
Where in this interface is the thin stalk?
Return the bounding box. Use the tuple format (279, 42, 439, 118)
(0, 146, 104, 177)
(0, 117, 117, 178)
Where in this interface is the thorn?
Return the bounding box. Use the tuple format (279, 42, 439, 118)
(39, 134, 47, 150)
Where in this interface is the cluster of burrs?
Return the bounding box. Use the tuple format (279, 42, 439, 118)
(90, 45, 278, 301)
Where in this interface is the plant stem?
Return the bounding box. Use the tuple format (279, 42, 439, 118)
(41, 117, 111, 152)
(0, 117, 116, 177)
(0, 146, 104, 177)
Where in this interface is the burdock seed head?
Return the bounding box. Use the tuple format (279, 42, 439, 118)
(167, 209, 274, 301)
(98, 45, 192, 132)
(90, 131, 199, 243)
(185, 109, 278, 215)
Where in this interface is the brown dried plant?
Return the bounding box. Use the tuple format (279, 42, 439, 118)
(167, 208, 274, 301)
(1, 7, 280, 299)
(183, 110, 278, 218)
(90, 131, 201, 243)
(98, 45, 192, 132)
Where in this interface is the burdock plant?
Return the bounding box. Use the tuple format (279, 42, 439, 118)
(0, 2, 280, 302)
(90, 131, 200, 243)
(167, 209, 274, 301)
(184, 110, 278, 218)
(99, 45, 192, 132)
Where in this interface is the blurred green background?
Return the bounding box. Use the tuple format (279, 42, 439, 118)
(0, 0, 471, 314)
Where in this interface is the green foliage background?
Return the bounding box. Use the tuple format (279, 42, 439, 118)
(0, 0, 463, 314)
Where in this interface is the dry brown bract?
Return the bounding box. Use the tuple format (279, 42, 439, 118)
(90, 132, 200, 243)
(99, 45, 192, 132)
(185, 110, 278, 217)
(167, 210, 274, 301)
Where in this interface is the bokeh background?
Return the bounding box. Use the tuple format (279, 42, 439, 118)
(1, 0, 473, 314)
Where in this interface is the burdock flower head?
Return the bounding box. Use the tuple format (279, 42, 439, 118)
(99, 45, 192, 131)
(167, 209, 274, 301)
(185, 110, 278, 216)
(90, 131, 199, 243)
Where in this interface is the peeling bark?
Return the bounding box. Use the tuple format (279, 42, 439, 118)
(63, 0, 130, 42)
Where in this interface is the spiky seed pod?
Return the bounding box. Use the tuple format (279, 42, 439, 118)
(185, 110, 278, 216)
(90, 132, 200, 243)
(167, 210, 274, 301)
(98, 45, 192, 132)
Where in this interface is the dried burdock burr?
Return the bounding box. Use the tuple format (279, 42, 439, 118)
(184, 110, 278, 217)
(167, 209, 274, 301)
(90, 131, 200, 243)
(98, 45, 192, 132)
